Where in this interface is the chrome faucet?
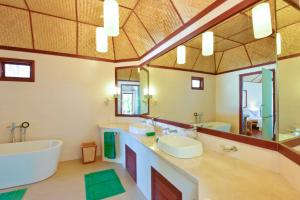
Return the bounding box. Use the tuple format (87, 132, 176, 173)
(7, 122, 18, 143)
(151, 116, 161, 129)
(6, 122, 30, 143)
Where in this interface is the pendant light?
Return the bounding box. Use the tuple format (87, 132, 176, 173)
(252, 3, 272, 39)
(202, 31, 214, 56)
(104, 0, 119, 36)
(276, 33, 281, 55)
(177, 45, 186, 64)
(96, 27, 108, 53)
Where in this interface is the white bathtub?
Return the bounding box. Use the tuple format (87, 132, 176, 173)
(0, 140, 63, 189)
(196, 122, 231, 132)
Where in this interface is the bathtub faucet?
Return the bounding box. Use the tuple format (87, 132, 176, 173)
(7, 122, 18, 143)
(6, 122, 30, 143)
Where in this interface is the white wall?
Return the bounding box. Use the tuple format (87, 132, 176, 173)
(149, 68, 216, 124)
(0, 50, 117, 161)
(278, 56, 300, 133)
(244, 82, 262, 111)
(215, 64, 275, 133)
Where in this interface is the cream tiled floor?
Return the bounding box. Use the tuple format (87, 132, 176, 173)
(0, 159, 146, 200)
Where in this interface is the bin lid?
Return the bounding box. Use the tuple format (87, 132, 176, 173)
(81, 142, 97, 148)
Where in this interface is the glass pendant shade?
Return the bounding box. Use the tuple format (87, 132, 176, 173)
(96, 27, 108, 53)
(104, 0, 119, 36)
(177, 45, 186, 64)
(202, 31, 214, 56)
(276, 33, 281, 55)
(252, 3, 272, 39)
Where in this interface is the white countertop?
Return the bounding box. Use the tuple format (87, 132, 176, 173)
(99, 122, 300, 200)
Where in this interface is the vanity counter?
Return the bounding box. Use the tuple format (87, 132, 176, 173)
(99, 122, 300, 200)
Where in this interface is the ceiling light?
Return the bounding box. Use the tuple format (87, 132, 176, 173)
(252, 3, 272, 39)
(276, 33, 281, 55)
(96, 27, 108, 53)
(202, 31, 214, 56)
(177, 45, 186, 64)
(104, 0, 119, 36)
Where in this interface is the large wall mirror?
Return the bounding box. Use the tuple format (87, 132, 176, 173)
(145, 0, 278, 141)
(115, 67, 149, 116)
(276, 0, 300, 153)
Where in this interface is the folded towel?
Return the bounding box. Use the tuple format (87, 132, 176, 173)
(104, 132, 116, 159)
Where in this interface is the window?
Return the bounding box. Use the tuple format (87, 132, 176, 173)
(0, 58, 34, 82)
(191, 77, 204, 90)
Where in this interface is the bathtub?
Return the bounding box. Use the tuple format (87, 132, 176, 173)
(196, 122, 231, 132)
(0, 140, 63, 189)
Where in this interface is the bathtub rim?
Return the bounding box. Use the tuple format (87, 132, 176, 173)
(0, 139, 63, 157)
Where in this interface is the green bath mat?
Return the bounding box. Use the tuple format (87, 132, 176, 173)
(0, 188, 27, 200)
(85, 169, 125, 200)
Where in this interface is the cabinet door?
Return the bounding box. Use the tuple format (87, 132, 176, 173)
(125, 145, 137, 182)
(151, 167, 182, 200)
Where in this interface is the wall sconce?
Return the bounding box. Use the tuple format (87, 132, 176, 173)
(143, 87, 155, 103)
(104, 86, 120, 105)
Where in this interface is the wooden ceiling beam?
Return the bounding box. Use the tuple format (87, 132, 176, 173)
(75, 0, 78, 55)
(169, 0, 184, 25)
(133, 12, 157, 44)
(123, 28, 140, 57)
(23, 0, 35, 49)
(0, 3, 101, 28)
(121, 0, 140, 29)
(244, 45, 253, 66)
(112, 37, 116, 60)
(98, 0, 133, 10)
(216, 52, 224, 73)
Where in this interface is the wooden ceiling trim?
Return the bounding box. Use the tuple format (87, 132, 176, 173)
(98, 0, 133, 10)
(112, 37, 116, 60)
(213, 53, 217, 72)
(216, 52, 224, 72)
(148, 64, 216, 75)
(121, 0, 140, 29)
(129, 68, 133, 80)
(133, 11, 157, 45)
(23, 0, 34, 49)
(123, 28, 140, 57)
(75, 0, 78, 55)
(169, 0, 184, 24)
(214, 34, 244, 45)
(244, 45, 253, 66)
(0, 2, 101, 29)
(192, 53, 201, 69)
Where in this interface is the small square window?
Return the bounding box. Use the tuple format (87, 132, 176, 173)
(191, 77, 204, 90)
(0, 58, 34, 82)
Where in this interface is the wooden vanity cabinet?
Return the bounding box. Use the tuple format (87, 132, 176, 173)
(125, 145, 137, 182)
(151, 167, 182, 200)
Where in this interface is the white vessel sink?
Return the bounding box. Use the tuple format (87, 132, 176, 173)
(129, 123, 154, 135)
(157, 135, 203, 158)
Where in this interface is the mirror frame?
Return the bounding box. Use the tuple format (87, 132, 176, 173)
(115, 66, 150, 117)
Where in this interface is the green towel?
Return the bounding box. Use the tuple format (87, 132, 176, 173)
(0, 188, 27, 200)
(104, 132, 116, 159)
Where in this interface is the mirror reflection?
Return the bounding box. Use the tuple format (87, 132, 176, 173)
(116, 67, 149, 116)
(277, 0, 300, 150)
(146, 0, 277, 141)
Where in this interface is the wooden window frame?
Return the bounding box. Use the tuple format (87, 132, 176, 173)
(0, 57, 35, 82)
(191, 76, 204, 90)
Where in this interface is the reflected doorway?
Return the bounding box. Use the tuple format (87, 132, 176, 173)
(239, 69, 275, 140)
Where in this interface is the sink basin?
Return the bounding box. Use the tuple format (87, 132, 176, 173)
(129, 123, 154, 135)
(157, 135, 203, 158)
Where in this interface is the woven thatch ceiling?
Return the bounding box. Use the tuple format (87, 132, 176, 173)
(0, 0, 218, 62)
(149, 0, 300, 74)
(149, 0, 282, 74)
